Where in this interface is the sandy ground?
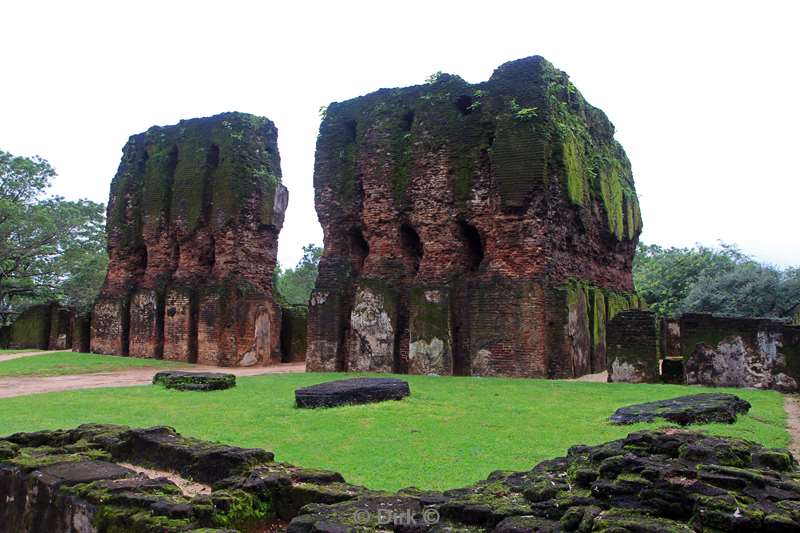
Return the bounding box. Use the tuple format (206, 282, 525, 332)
(0, 349, 62, 362)
(0, 362, 306, 398)
(783, 395, 800, 459)
(575, 371, 608, 382)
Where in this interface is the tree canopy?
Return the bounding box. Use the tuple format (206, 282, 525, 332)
(633, 242, 800, 320)
(0, 149, 107, 322)
(274, 244, 322, 306)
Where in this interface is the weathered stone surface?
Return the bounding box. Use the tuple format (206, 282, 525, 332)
(609, 393, 751, 425)
(308, 55, 641, 379)
(681, 313, 800, 392)
(152, 370, 236, 391)
(91, 112, 288, 367)
(289, 430, 800, 532)
(295, 377, 411, 408)
(607, 309, 660, 383)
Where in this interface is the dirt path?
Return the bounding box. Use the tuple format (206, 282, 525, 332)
(0, 362, 306, 398)
(784, 395, 800, 459)
(575, 371, 608, 382)
(0, 350, 62, 362)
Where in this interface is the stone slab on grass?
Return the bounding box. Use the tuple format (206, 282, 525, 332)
(295, 377, 410, 408)
(609, 393, 751, 426)
(152, 370, 236, 391)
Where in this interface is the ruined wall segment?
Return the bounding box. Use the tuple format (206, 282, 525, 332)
(681, 313, 800, 392)
(91, 112, 288, 366)
(309, 55, 642, 378)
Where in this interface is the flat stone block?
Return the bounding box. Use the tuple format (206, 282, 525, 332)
(152, 371, 236, 391)
(295, 377, 410, 408)
(609, 393, 751, 426)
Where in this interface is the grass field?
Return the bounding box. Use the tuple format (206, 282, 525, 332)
(0, 352, 186, 377)
(0, 372, 788, 491)
(0, 348, 36, 354)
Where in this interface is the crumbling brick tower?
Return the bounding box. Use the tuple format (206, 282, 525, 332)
(308, 56, 642, 378)
(91, 112, 288, 366)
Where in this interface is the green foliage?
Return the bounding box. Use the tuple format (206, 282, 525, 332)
(0, 150, 107, 322)
(425, 71, 445, 84)
(274, 244, 322, 306)
(633, 242, 800, 319)
(681, 263, 800, 318)
(0, 371, 787, 491)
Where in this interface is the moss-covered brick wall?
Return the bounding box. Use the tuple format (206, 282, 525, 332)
(308, 55, 642, 379)
(8, 303, 75, 350)
(9, 305, 50, 349)
(607, 310, 660, 383)
(93, 113, 288, 366)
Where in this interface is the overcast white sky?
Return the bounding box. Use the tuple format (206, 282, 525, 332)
(2, 1, 798, 268)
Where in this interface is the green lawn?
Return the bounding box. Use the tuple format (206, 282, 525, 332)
(0, 372, 788, 491)
(0, 348, 36, 354)
(0, 352, 186, 377)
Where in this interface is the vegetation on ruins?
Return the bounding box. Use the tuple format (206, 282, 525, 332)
(274, 243, 322, 306)
(634, 241, 800, 319)
(0, 149, 106, 323)
(0, 369, 787, 491)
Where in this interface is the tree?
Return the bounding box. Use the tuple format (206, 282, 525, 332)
(633, 242, 749, 317)
(275, 244, 322, 306)
(0, 149, 107, 322)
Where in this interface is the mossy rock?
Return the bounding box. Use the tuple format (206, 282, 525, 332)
(153, 371, 236, 392)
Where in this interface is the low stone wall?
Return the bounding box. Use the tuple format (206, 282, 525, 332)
(681, 313, 800, 392)
(3, 303, 75, 351)
(606, 309, 660, 383)
(2, 424, 797, 532)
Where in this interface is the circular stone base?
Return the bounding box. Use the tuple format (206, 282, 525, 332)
(152, 371, 236, 392)
(295, 377, 410, 408)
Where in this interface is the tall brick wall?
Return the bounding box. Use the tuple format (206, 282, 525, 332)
(91, 113, 288, 366)
(308, 55, 641, 378)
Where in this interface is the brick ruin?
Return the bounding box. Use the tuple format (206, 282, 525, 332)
(607, 310, 800, 391)
(307, 55, 642, 378)
(90, 113, 289, 366)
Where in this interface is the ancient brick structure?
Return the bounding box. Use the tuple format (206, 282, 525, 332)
(606, 309, 660, 383)
(91, 113, 288, 366)
(308, 55, 641, 378)
(681, 313, 800, 392)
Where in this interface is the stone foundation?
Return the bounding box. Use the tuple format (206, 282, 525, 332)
(3, 425, 797, 532)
